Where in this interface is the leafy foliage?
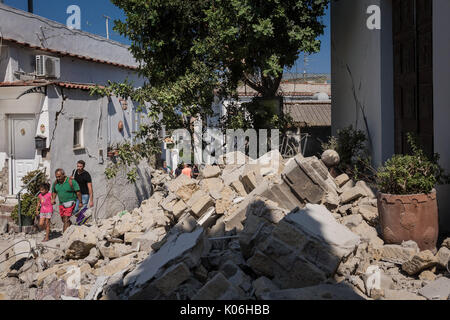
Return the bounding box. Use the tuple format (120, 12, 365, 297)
(96, 0, 329, 181)
(322, 126, 372, 180)
(11, 170, 48, 223)
(377, 134, 449, 195)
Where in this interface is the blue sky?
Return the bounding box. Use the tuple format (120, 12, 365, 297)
(3, 0, 331, 74)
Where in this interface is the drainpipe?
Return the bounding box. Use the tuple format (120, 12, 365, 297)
(28, 0, 33, 13)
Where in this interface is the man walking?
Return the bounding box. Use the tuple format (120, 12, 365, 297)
(52, 169, 82, 232)
(72, 160, 94, 213)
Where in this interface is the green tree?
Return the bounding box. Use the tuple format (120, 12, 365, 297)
(96, 0, 329, 180)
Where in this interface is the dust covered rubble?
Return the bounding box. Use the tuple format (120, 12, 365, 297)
(1, 151, 450, 301)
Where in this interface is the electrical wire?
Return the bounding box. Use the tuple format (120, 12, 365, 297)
(0, 239, 32, 265)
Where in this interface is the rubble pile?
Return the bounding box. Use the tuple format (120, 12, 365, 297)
(0, 151, 449, 300)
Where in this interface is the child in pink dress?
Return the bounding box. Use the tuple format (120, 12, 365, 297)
(36, 183, 53, 242)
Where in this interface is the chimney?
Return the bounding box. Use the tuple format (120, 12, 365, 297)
(28, 0, 33, 13)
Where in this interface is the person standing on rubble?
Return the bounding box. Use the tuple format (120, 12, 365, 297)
(52, 169, 82, 233)
(71, 160, 94, 213)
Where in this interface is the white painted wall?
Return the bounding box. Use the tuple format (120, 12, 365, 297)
(433, 0, 450, 235)
(331, 0, 394, 166)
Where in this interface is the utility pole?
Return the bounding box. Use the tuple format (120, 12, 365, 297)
(103, 15, 111, 40)
(28, 0, 33, 13)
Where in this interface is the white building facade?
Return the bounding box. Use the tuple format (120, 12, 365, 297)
(332, 0, 450, 235)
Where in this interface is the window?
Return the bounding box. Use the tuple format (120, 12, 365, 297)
(73, 119, 84, 149)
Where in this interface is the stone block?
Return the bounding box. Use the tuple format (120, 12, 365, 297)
(282, 157, 325, 204)
(62, 226, 97, 260)
(192, 273, 244, 300)
(202, 165, 222, 179)
(124, 232, 144, 244)
(402, 250, 438, 275)
(167, 174, 197, 194)
(172, 200, 188, 219)
(358, 205, 378, 225)
(190, 195, 215, 218)
(418, 277, 450, 300)
(153, 262, 191, 296)
(124, 228, 204, 288)
(230, 180, 247, 197)
(335, 174, 350, 187)
(436, 246, 450, 269)
(340, 186, 366, 204)
(381, 243, 420, 265)
(252, 277, 279, 299)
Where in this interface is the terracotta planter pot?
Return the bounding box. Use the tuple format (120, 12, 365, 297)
(377, 190, 439, 252)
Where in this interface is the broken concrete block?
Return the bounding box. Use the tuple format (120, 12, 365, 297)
(99, 243, 133, 260)
(419, 270, 436, 282)
(356, 181, 376, 199)
(321, 150, 340, 168)
(323, 192, 340, 211)
(351, 221, 379, 244)
(285, 204, 361, 265)
(123, 228, 204, 288)
(282, 157, 325, 204)
(200, 178, 224, 195)
(94, 254, 135, 277)
(252, 277, 279, 299)
(261, 283, 365, 300)
(231, 180, 248, 197)
(176, 185, 199, 202)
(223, 181, 272, 232)
(220, 261, 252, 292)
(124, 232, 144, 244)
(215, 198, 232, 215)
(381, 243, 420, 265)
(192, 273, 245, 300)
(190, 195, 215, 218)
(153, 262, 191, 296)
(436, 246, 450, 269)
(342, 214, 363, 229)
(172, 200, 188, 219)
(340, 186, 366, 204)
(339, 179, 355, 194)
(62, 226, 97, 260)
(167, 174, 197, 194)
(131, 229, 160, 253)
(84, 247, 100, 267)
(159, 193, 178, 213)
(335, 174, 350, 188)
(402, 250, 438, 275)
(269, 182, 304, 211)
(358, 205, 378, 225)
(202, 165, 222, 179)
(418, 277, 450, 300)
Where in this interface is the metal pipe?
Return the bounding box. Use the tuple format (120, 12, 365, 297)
(17, 192, 22, 233)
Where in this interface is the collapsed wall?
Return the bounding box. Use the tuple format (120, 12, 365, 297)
(1, 151, 449, 301)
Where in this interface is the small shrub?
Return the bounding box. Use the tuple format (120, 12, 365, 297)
(322, 126, 373, 181)
(11, 169, 48, 223)
(377, 134, 449, 195)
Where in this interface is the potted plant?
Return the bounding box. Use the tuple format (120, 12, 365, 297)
(376, 134, 449, 251)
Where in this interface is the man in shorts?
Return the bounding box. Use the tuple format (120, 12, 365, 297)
(51, 169, 82, 233)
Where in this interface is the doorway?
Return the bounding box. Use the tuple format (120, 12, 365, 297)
(9, 115, 39, 194)
(393, 0, 434, 157)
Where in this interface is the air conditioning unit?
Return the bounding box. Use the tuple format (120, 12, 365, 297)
(36, 55, 60, 79)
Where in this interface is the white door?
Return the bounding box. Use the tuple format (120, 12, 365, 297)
(10, 116, 39, 194)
